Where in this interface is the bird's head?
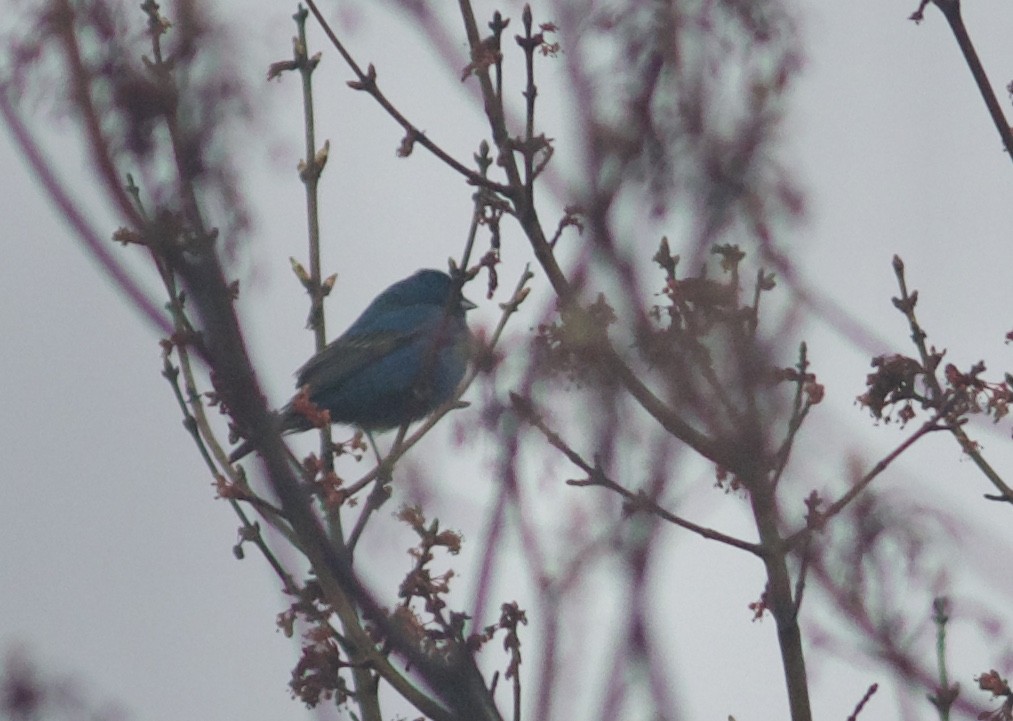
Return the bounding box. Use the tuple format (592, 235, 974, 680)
(376, 269, 476, 315)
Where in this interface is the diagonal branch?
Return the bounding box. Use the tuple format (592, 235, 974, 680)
(0, 89, 172, 338)
(511, 393, 763, 557)
(926, 0, 1013, 163)
(303, 0, 512, 196)
(784, 410, 946, 551)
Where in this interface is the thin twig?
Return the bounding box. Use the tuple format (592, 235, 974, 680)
(512, 394, 763, 556)
(893, 258, 1013, 501)
(792, 532, 811, 614)
(784, 410, 947, 550)
(519, 5, 538, 210)
(303, 0, 511, 195)
(846, 683, 879, 721)
(346, 466, 392, 553)
(291, 5, 336, 451)
(927, 597, 959, 720)
(771, 343, 814, 491)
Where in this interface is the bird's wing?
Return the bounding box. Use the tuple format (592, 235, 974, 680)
(294, 327, 423, 391)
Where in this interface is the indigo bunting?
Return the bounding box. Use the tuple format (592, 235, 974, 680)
(229, 269, 475, 462)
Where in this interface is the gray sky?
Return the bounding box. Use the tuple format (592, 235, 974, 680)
(3, 0, 1013, 719)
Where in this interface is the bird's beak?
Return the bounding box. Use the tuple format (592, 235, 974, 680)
(461, 295, 478, 311)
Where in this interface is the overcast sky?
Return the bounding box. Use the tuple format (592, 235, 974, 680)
(3, 0, 1013, 719)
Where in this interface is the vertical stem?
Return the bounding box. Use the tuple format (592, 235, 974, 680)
(295, 6, 325, 351)
(520, 5, 537, 211)
(750, 480, 812, 721)
(931, 597, 955, 720)
(293, 6, 335, 465)
(291, 3, 345, 528)
(292, 7, 380, 721)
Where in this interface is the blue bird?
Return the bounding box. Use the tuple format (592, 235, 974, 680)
(229, 269, 475, 462)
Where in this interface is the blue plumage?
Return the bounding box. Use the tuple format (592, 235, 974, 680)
(229, 269, 474, 462)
